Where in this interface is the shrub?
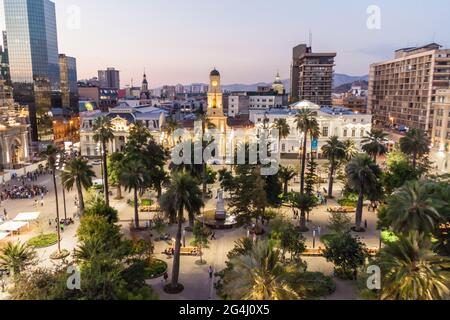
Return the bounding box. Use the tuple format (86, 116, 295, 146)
(144, 259, 167, 279)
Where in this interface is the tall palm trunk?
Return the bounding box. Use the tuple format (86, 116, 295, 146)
(116, 184, 122, 200)
(76, 179, 85, 214)
(328, 161, 335, 199)
(102, 141, 110, 206)
(52, 172, 61, 253)
(61, 184, 67, 220)
(299, 209, 307, 231)
(202, 120, 207, 201)
(300, 134, 307, 194)
(283, 180, 289, 197)
(355, 183, 365, 231)
(171, 207, 183, 289)
(412, 151, 417, 170)
(133, 187, 139, 228)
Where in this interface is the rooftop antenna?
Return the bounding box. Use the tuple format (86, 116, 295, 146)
(309, 29, 313, 48)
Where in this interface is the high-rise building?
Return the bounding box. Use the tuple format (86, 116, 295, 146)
(368, 43, 450, 132)
(290, 44, 336, 105)
(59, 54, 78, 112)
(0, 31, 10, 83)
(98, 67, 120, 89)
(4, 0, 61, 143)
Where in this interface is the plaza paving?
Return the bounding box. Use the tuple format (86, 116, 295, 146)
(0, 162, 381, 300)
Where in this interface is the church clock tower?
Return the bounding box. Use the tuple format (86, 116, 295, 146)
(206, 68, 227, 157)
(207, 68, 224, 117)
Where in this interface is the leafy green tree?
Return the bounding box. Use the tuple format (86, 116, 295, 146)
(305, 159, 318, 196)
(40, 144, 62, 252)
(61, 157, 95, 214)
(346, 154, 382, 231)
(362, 129, 389, 162)
(295, 109, 320, 193)
(84, 196, 118, 223)
(323, 232, 367, 279)
(382, 153, 419, 195)
(399, 128, 430, 170)
(279, 166, 297, 197)
(383, 181, 443, 235)
(93, 116, 114, 206)
(222, 240, 300, 300)
(377, 232, 449, 300)
(0, 242, 37, 277)
(190, 222, 210, 264)
(327, 211, 352, 234)
(322, 136, 346, 198)
(108, 152, 125, 200)
(119, 159, 150, 229)
(159, 173, 204, 293)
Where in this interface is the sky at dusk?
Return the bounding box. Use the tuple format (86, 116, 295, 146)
(1, 0, 450, 87)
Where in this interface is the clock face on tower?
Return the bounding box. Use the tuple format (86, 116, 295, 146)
(211, 80, 218, 87)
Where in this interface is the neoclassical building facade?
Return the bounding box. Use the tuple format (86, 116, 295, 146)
(0, 78, 31, 170)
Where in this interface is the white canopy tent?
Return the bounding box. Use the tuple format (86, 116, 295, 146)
(0, 232, 10, 241)
(0, 221, 28, 232)
(13, 212, 41, 222)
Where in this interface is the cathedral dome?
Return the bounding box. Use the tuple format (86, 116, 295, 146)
(210, 68, 220, 76)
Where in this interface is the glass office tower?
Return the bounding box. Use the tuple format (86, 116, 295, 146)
(4, 0, 61, 143)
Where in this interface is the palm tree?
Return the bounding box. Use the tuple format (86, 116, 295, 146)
(222, 240, 300, 300)
(108, 152, 125, 200)
(342, 139, 358, 162)
(273, 119, 290, 154)
(321, 136, 346, 198)
(290, 192, 316, 231)
(346, 154, 381, 231)
(40, 145, 61, 253)
(119, 159, 150, 229)
(61, 157, 95, 214)
(362, 129, 389, 162)
(295, 108, 319, 193)
(279, 166, 297, 197)
(197, 110, 216, 201)
(159, 173, 204, 293)
(377, 232, 449, 300)
(163, 118, 180, 147)
(399, 129, 430, 170)
(93, 116, 114, 206)
(0, 242, 37, 277)
(385, 181, 442, 235)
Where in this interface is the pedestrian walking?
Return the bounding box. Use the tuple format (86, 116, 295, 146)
(364, 220, 368, 230)
(60, 223, 65, 233)
(3, 209, 7, 220)
(210, 232, 216, 240)
(48, 219, 52, 226)
(163, 272, 168, 283)
(41, 199, 44, 207)
(208, 266, 214, 279)
(34, 199, 38, 207)
(317, 226, 322, 236)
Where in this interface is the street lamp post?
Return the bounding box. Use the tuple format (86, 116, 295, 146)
(312, 229, 316, 249)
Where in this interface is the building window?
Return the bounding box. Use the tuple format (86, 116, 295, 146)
(322, 127, 329, 137)
(343, 129, 348, 137)
(282, 144, 286, 153)
(352, 129, 356, 137)
(360, 129, 364, 137)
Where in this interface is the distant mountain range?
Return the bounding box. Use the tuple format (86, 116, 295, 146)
(334, 80, 369, 94)
(152, 73, 369, 93)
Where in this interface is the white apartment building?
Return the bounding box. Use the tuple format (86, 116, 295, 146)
(228, 92, 283, 117)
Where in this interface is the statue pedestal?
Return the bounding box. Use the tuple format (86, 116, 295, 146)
(215, 189, 226, 221)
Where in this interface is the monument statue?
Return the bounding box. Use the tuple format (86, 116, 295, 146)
(215, 189, 226, 221)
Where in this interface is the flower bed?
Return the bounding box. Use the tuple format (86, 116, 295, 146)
(144, 259, 168, 279)
(50, 249, 70, 260)
(27, 234, 58, 248)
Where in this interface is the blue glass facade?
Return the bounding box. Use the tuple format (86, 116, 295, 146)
(4, 0, 60, 89)
(4, 0, 61, 142)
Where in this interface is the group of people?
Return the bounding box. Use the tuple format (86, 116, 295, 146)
(1, 184, 48, 200)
